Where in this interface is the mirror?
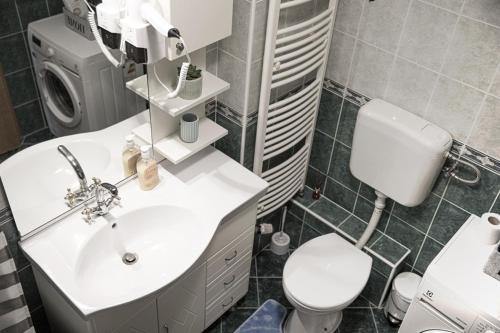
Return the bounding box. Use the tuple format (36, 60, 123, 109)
(0, 11, 152, 238)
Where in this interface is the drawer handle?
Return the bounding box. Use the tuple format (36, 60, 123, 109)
(222, 296, 234, 308)
(225, 251, 238, 262)
(224, 275, 236, 286)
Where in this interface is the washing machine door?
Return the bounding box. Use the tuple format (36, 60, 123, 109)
(40, 61, 82, 128)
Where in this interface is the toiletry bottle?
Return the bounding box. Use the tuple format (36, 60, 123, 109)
(137, 146, 160, 191)
(122, 135, 140, 177)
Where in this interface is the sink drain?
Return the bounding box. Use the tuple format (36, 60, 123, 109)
(122, 253, 138, 265)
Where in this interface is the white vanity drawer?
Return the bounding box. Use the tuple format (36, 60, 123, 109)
(207, 226, 254, 283)
(205, 275, 250, 328)
(206, 252, 252, 304)
(207, 204, 257, 257)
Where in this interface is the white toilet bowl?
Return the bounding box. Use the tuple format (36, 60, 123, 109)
(282, 233, 372, 333)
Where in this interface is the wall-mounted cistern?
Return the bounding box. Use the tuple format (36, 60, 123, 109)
(58, 145, 91, 206)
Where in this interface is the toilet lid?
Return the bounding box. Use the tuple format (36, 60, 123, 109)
(283, 233, 372, 311)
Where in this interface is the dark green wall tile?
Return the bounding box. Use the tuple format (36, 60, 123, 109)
(215, 112, 242, 162)
(361, 268, 387, 306)
(305, 166, 327, 191)
(414, 237, 443, 273)
(429, 200, 469, 244)
(339, 215, 381, 245)
(444, 163, 500, 215)
(359, 183, 395, 211)
(24, 128, 54, 144)
(369, 253, 392, 277)
(339, 309, 377, 333)
(309, 130, 334, 172)
(336, 99, 359, 146)
(324, 178, 357, 212)
(243, 121, 256, 170)
(288, 201, 305, 220)
(18, 265, 42, 312)
(292, 186, 316, 207)
(492, 194, 500, 214)
(308, 197, 350, 226)
(392, 194, 440, 234)
(31, 307, 51, 333)
(353, 196, 390, 232)
(0, 0, 21, 37)
(304, 214, 335, 235)
(47, 0, 63, 15)
(316, 89, 342, 137)
(0, 33, 30, 73)
(369, 235, 409, 266)
(385, 216, 425, 265)
(432, 171, 449, 196)
(14, 100, 45, 135)
(6, 68, 37, 106)
(16, 0, 49, 29)
(328, 142, 360, 191)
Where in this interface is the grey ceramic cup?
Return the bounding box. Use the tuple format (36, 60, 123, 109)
(180, 113, 199, 143)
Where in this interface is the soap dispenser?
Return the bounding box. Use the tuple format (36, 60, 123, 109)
(137, 145, 160, 191)
(122, 135, 140, 177)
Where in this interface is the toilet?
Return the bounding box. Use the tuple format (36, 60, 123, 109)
(283, 233, 372, 332)
(282, 99, 452, 332)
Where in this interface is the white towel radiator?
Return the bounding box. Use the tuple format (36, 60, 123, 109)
(253, 0, 338, 218)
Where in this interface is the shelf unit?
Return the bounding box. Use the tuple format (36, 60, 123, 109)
(126, 72, 230, 117)
(133, 118, 228, 164)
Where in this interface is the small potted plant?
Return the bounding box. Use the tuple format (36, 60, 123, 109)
(177, 64, 202, 100)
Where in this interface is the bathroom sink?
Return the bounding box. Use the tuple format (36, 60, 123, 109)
(75, 205, 205, 296)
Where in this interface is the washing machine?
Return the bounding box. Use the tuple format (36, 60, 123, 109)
(399, 215, 500, 333)
(28, 14, 144, 137)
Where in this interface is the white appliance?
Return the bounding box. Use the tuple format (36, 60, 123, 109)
(399, 215, 500, 333)
(28, 14, 143, 137)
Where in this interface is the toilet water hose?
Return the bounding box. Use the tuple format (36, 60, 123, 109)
(356, 191, 387, 249)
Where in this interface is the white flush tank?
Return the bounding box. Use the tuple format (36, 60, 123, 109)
(350, 99, 452, 207)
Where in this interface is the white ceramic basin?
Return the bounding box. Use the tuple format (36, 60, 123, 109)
(75, 205, 204, 297)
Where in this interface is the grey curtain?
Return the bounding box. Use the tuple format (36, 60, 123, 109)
(0, 232, 35, 333)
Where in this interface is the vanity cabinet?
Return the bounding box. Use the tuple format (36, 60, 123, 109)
(34, 203, 257, 333)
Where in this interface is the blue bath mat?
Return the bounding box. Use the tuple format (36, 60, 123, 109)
(234, 299, 287, 333)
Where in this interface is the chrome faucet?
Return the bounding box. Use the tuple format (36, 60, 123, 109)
(82, 178, 120, 223)
(58, 145, 92, 206)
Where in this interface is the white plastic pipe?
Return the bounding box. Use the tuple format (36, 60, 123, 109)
(356, 190, 387, 249)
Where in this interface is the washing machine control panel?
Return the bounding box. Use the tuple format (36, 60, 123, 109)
(470, 317, 500, 333)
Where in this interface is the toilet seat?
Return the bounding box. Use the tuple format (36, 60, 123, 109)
(283, 233, 372, 312)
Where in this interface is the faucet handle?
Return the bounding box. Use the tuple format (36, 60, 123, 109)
(82, 206, 93, 223)
(65, 188, 76, 206)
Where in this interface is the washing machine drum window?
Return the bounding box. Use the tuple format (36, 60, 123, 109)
(45, 71, 74, 118)
(41, 62, 82, 128)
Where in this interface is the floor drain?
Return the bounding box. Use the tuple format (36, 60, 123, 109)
(122, 253, 138, 265)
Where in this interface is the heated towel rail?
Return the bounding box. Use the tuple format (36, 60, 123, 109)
(253, 0, 337, 219)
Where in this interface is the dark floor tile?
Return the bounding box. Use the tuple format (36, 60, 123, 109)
(347, 295, 371, 308)
(283, 212, 303, 248)
(339, 308, 377, 333)
(372, 308, 399, 333)
(256, 250, 288, 277)
(236, 278, 259, 308)
(221, 308, 255, 333)
(305, 167, 327, 192)
(385, 216, 425, 266)
(316, 89, 342, 137)
(299, 222, 321, 245)
(444, 162, 500, 215)
(203, 319, 221, 333)
(0, 0, 22, 37)
(308, 197, 350, 226)
(414, 237, 443, 273)
(324, 178, 357, 212)
(250, 257, 257, 277)
(361, 269, 388, 307)
(336, 99, 360, 146)
(288, 201, 305, 220)
(258, 278, 291, 308)
(428, 200, 469, 244)
(0, 33, 30, 73)
(328, 142, 360, 192)
(309, 130, 334, 173)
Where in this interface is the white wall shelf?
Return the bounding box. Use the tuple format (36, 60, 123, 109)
(126, 72, 230, 117)
(132, 118, 228, 164)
